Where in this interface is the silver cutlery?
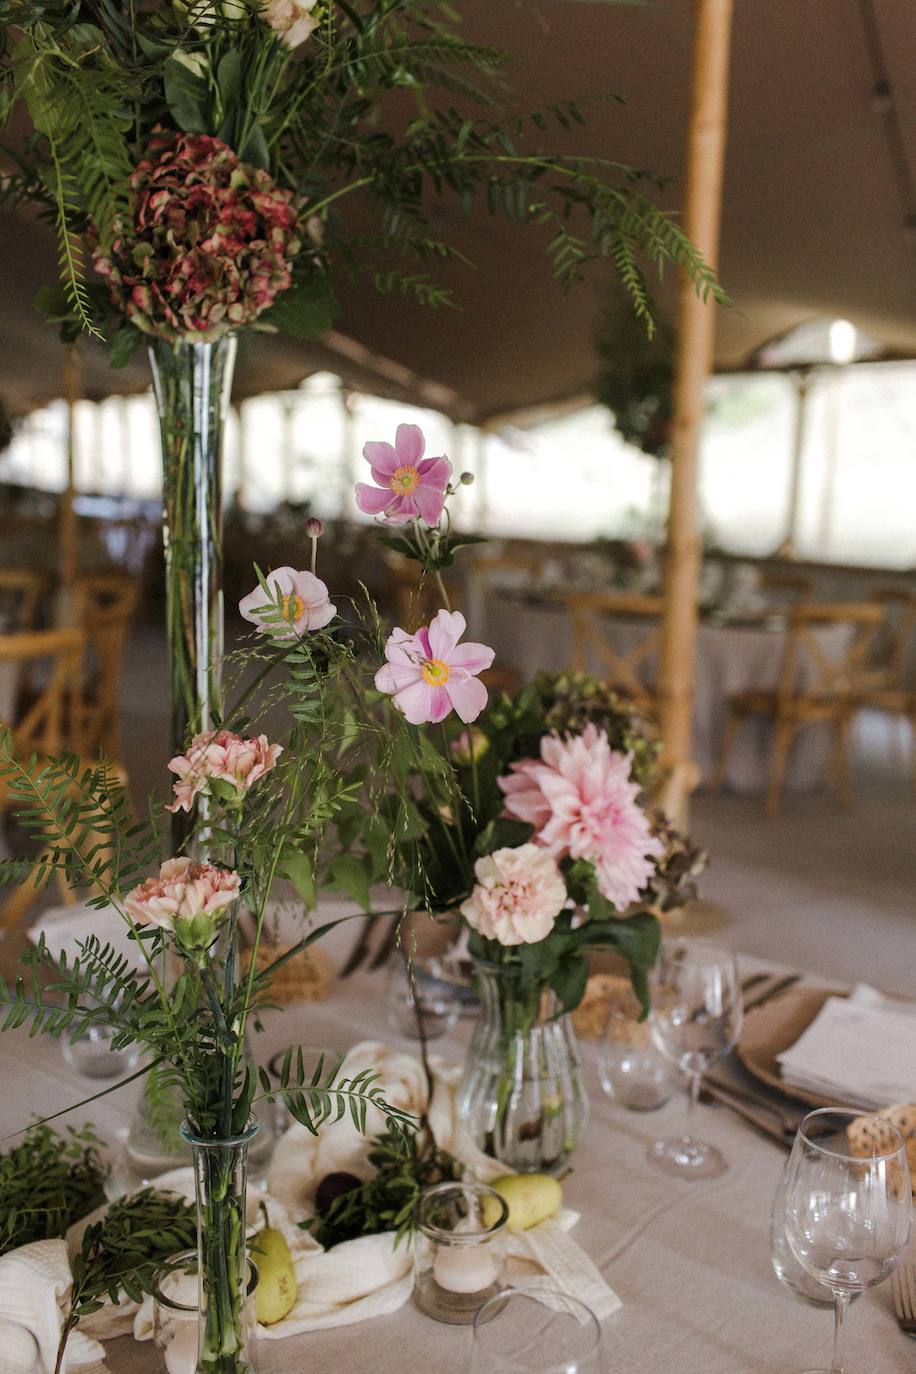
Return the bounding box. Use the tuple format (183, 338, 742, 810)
(891, 1264, 916, 1338)
(742, 972, 802, 1014)
(698, 1077, 792, 1150)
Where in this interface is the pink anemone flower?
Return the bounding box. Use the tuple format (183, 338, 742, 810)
(375, 609, 494, 725)
(355, 423, 452, 526)
(238, 566, 335, 639)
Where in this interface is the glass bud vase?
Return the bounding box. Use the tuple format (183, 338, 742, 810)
(181, 1118, 260, 1374)
(148, 336, 237, 793)
(457, 960, 589, 1173)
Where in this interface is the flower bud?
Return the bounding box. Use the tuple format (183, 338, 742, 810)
(459, 471, 475, 486)
(306, 516, 324, 538)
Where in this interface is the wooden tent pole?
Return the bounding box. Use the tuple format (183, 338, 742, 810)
(657, 0, 734, 825)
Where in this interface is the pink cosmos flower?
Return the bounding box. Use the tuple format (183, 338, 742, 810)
(125, 857, 241, 954)
(167, 730, 283, 813)
(375, 609, 494, 725)
(460, 844, 567, 946)
(355, 424, 452, 526)
(239, 566, 336, 639)
(498, 723, 664, 912)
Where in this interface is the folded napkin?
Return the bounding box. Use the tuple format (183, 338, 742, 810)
(777, 984, 916, 1109)
(0, 1239, 115, 1374)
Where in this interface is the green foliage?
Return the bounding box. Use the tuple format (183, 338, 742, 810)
(259, 1048, 415, 1137)
(309, 1123, 460, 1248)
(57, 1189, 197, 1374)
(0, 1122, 107, 1256)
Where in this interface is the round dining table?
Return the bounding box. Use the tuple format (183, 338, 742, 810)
(0, 924, 911, 1374)
(478, 593, 851, 794)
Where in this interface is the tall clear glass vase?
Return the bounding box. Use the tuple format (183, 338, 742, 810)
(182, 1118, 259, 1374)
(148, 336, 237, 789)
(457, 960, 589, 1174)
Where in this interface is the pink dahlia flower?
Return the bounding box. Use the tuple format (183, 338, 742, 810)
(125, 857, 240, 954)
(90, 130, 300, 341)
(355, 424, 452, 525)
(239, 566, 336, 638)
(460, 844, 567, 946)
(499, 723, 664, 912)
(375, 609, 494, 725)
(167, 730, 283, 813)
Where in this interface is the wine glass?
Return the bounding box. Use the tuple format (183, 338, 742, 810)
(783, 1108, 911, 1374)
(647, 938, 743, 1178)
(470, 1289, 602, 1374)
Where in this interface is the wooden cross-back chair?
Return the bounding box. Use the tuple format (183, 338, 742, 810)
(73, 571, 140, 765)
(0, 627, 88, 928)
(712, 601, 885, 816)
(0, 567, 48, 632)
(564, 591, 664, 715)
(853, 586, 916, 789)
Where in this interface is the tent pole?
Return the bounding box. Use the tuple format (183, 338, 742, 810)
(658, 0, 734, 826)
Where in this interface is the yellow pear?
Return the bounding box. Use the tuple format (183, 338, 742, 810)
(251, 1223, 298, 1325)
(481, 1173, 562, 1232)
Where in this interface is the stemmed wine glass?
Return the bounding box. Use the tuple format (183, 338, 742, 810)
(783, 1108, 911, 1374)
(470, 1289, 602, 1374)
(647, 937, 743, 1178)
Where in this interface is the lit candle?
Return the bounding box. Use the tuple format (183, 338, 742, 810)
(432, 1242, 499, 1294)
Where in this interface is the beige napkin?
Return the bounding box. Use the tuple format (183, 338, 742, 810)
(777, 985, 916, 1109)
(0, 1239, 113, 1374)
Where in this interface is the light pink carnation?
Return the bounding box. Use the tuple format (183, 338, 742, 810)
(125, 857, 240, 953)
(375, 610, 494, 724)
(238, 566, 336, 638)
(355, 424, 452, 526)
(498, 723, 664, 912)
(167, 730, 283, 813)
(262, 0, 319, 46)
(460, 844, 566, 946)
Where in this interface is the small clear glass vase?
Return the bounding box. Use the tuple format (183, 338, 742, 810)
(457, 960, 589, 1173)
(181, 1117, 260, 1374)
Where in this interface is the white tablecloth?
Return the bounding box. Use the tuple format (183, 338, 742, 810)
(0, 957, 911, 1374)
(481, 595, 851, 794)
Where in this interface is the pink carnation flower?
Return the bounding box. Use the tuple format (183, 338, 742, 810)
(375, 610, 494, 725)
(90, 130, 300, 342)
(167, 730, 283, 813)
(125, 857, 241, 954)
(499, 723, 664, 912)
(239, 566, 336, 639)
(461, 844, 567, 946)
(355, 424, 452, 525)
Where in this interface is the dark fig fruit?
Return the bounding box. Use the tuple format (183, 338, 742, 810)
(314, 1170, 362, 1215)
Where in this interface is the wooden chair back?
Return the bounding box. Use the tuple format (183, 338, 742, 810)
(73, 573, 139, 760)
(564, 591, 664, 708)
(865, 586, 916, 692)
(775, 602, 885, 707)
(759, 569, 815, 601)
(0, 627, 86, 757)
(0, 568, 49, 631)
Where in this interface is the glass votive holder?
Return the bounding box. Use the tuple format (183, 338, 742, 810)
(415, 1181, 509, 1325)
(597, 985, 679, 1111)
(152, 1249, 259, 1373)
(61, 1021, 142, 1081)
(387, 951, 466, 1040)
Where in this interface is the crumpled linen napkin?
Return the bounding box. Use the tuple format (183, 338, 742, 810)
(0, 1238, 120, 1374)
(777, 984, 916, 1109)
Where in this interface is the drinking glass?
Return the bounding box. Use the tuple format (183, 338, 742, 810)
(783, 1108, 911, 1373)
(386, 950, 467, 1040)
(598, 983, 679, 1112)
(470, 1288, 602, 1374)
(647, 938, 743, 1178)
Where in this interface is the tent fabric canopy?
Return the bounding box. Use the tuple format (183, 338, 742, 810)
(1, 0, 914, 421)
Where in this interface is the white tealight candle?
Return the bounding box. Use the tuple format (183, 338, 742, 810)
(432, 1243, 499, 1295)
